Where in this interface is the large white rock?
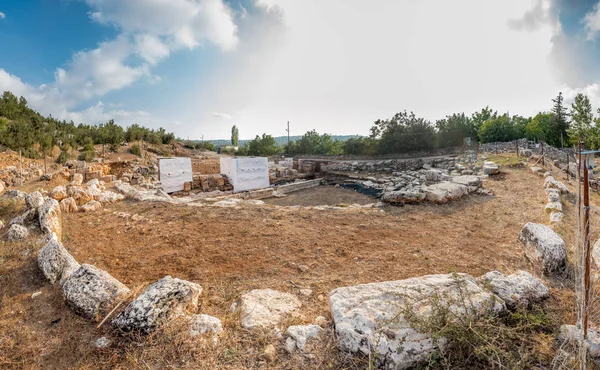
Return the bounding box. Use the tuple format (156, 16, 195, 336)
(67, 186, 92, 206)
(545, 188, 561, 203)
(60, 197, 78, 213)
(329, 274, 505, 369)
(518, 222, 566, 274)
(381, 190, 425, 204)
(25, 191, 44, 209)
(482, 161, 499, 175)
(285, 324, 322, 352)
(7, 223, 29, 241)
(559, 325, 600, 359)
(97, 191, 125, 204)
(9, 208, 38, 227)
(80, 200, 102, 212)
(71, 173, 84, 186)
(239, 289, 301, 330)
(544, 201, 562, 214)
(116, 183, 138, 198)
(187, 314, 223, 337)
(478, 270, 550, 310)
(38, 198, 62, 239)
(423, 182, 468, 203)
(49, 186, 68, 201)
(451, 175, 481, 187)
(37, 234, 80, 285)
(112, 276, 202, 334)
(62, 264, 130, 321)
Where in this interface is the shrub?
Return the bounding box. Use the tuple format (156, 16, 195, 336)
(78, 151, 94, 161)
(130, 144, 141, 156)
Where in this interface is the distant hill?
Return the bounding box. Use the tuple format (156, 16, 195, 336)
(205, 135, 361, 147)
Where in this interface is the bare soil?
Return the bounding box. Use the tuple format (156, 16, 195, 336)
(264, 186, 375, 206)
(0, 162, 577, 369)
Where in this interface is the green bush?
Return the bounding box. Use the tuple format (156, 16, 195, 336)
(78, 151, 94, 161)
(130, 144, 141, 156)
(56, 149, 72, 164)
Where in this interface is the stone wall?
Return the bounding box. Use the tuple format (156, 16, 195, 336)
(322, 157, 458, 173)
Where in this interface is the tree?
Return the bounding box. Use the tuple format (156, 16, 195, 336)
(471, 106, 498, 135)
(435, 113, 475, 148)
(238, 134, 280, 156)
(478, 114, 518, 143)
(525, 112, 554, 142)
(370, 111, 436, 154)
(568, 93, 594, 147)
(231, 125, 239, 147)
(550, 92, 569, 147)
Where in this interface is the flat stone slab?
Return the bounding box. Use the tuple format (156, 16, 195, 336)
(239, 289, 301, 330)
(451, 175, 481, 187)
(329, 273, 505, 369)
(423, 182, 469, 203)
(479, 270, 549, 310)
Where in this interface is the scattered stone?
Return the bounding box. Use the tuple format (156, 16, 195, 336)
(97, 191, 125, 204)
(60, 197, 79, 213)
(9, 208, 38, 227)
(94, 337, 111, 349)
(479, 270, 550, 310)
(80, 200, 102, 212)
(299, 288, 313, 296)
(329, 273, 505, 369)
(544, 202, 562, 214)
(298, 265, 309, 273)
(550, 212, 564, 224)
(112, 276, 201, 334)
(518, 222, 567, 274)
(49, 186, 68, 201)
(25, 191, 44, 209)
(451, 175, 481, 187)
(545, 188, 561, 203)
(285, 337, 297, 353)
(381, 190, 426, 204)
(0, 219, 4, 230)
(188, 314, 223, 337)
(559, 324, 600, 360)
(31, 291, 42, 299)
(239, 289, 301, 330)
(62, 264, 130, 321)
(116, 183, 138, 198)
(482, 161, 499, 175)
(38, 198, 62, 238)
(2, 189, 26, 199)
(71, 173, 84, 186)
(67, 186, 92, 206)
(263, 344, 277, 362)
(7, 224, 29, 241)
(544, 176, 569, 194)
(38, 235, 80, 285)
(285, 324, 322, 352)
(40, 173, 53, 181)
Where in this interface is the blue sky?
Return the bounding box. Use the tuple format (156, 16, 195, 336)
(1, 0, 600, 140)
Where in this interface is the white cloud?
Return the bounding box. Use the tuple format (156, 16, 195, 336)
(212, 112, 232, 119)
(0, 12, 6, 19)
(585, 2, 600, 40)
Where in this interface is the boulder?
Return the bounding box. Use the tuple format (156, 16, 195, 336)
(329, 274, 505, 370)
(544, 176, 569, 194)
(521, 149, 532, 157)
(112, 276, 201, 334)
(97, 191, 125, 204)
(49, 186, 68, 201)
(381, 190, 425, 204)
(38, 198, 62, 239)
(285, 324, 322, 352)
(71, 173, 84, 186)
(7, 223, 29, 241)
(187, 314, 223, 337)
(478, 270, 550, 310)
(62, 264, 130, 321)
(451, 175, 481, 187)
(37, 234, 80, 285)
(546, 188, 561, 203)
(80, 200, 102, 212)
(559, 325, 600, 360)
(60, 197, 79, 213)
(116, 183, 138, 198)
(2, 189, 26, 199)
(423, 182, 468, 203)
(544, 202, 562, 214)
(9, 208, 38, 227)
(67, 186, 93, 206)
(239, 289, 301, 330)
(482, 161, 499, 175)
(518, 222, 566, 273)
(25, 191, 44, 209)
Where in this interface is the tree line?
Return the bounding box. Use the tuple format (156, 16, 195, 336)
(233, 91, 586, 156)
(0, 91, 175, 161)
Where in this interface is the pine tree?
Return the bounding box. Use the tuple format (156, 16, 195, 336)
(550, 92, 569, 146)
(568, 93, 594, 148)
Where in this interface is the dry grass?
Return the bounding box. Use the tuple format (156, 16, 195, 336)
(0, 155, 585, 369)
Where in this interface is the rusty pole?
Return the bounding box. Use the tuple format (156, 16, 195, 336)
(541, 141, 545, 166)
(583, 152, 591, 341)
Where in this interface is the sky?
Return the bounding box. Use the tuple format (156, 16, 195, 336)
(1, 0, 600, 140)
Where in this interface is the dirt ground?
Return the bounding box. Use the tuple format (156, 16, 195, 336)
(0, 161, 579, 369)
(264, 186, 375, 206)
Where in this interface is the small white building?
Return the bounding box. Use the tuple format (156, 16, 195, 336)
(220, 157, 270, 193)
